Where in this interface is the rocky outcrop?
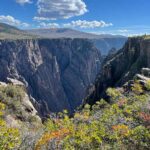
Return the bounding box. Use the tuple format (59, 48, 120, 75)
(86, 36, 150, 105)
(0, 80, 42, 128)
(0, 38, 101, 114)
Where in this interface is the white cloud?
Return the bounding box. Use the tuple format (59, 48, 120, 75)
(39, 22, 59, 28)
(36, 0, 88, 20)
(16, 0, 32, 5)
(34, 20, 113, 29)
(117, 29, 128, 33)
(33, 17, 51, 21)
(0, 15, 30, 28)
(63, 20, 113, 28)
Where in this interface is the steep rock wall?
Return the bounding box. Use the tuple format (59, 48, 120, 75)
(0, 38, 101, 114)
(86, 37, 150, 105)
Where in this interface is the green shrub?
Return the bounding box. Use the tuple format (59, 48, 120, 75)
(106, 88, 121, 100)
(131, 80, 143, 94)
(4, 85, 24, 100)
(0, 102, 21, 149)
(145, 80, 150, 91)
(1, 79, 150, 150)
(35, 79, 150, 150)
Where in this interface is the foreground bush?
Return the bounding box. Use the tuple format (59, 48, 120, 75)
(35, 80, 150, 150)
(0, 80, 150, 149)
(0, 102, 21, 150)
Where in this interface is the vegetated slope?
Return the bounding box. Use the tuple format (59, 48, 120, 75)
(0, 81, 43, 150)
(27, 28, 127, 55)
(5, 71, 149, 150)
(34, 76, 150, 150)
(0, 80, 41, 127)
(85, 35, 150, 105)
(0, 22, 36, 39)
(0, 38, 101, 115)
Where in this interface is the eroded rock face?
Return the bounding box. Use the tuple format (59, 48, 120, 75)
(0, 38, 101, 114)
(86, 37, 150, 105)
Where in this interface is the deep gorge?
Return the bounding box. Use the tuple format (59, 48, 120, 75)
(0, 38, 101, 115)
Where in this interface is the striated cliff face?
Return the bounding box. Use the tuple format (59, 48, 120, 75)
(86, 36, 150, 105)
(0, 38, 101, 114)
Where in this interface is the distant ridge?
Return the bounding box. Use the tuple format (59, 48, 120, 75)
(0, 23, 127, 55)
(0, 22, 20, 32)
(0, 22, 126, 40)
(0, 22, 36, 39)
(27, 28, 127, 55)
(27, 28, 126, 39)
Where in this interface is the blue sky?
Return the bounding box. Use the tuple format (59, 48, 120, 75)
(0, 0, 150, 36)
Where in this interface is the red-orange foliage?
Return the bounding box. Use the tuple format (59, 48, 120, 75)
(117, 99, 127, 107)
(112, 124, 129, 137)
(35, 128, 70, 150)
(139, 112, 150, 123)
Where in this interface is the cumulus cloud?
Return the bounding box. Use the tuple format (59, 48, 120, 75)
(0, 15, 30, 28)
(16, 0, 32, 5)
(39, 22, 59, 28)
(36, 0, 88, 20)
(63, 20, 113, 28)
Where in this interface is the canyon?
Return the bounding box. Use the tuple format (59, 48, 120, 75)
(0, 23, 127, 115)
(0, 38, 102, 115)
